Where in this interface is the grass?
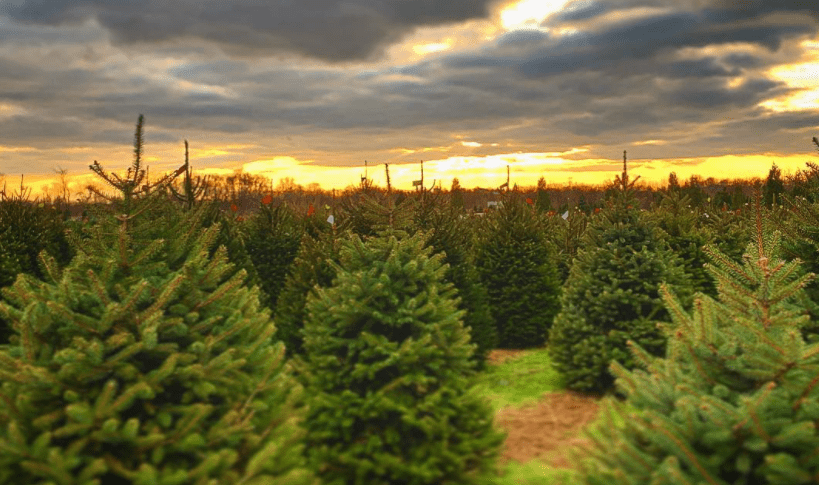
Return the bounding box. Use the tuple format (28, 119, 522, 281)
(471, 346, 630, 485)
(471, 346, 567, 413)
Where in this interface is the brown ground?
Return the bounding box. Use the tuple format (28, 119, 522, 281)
(486, 349, 604, 470)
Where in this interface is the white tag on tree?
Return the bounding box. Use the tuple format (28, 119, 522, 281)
(562, 211, 569, 220)
(327, 215, 335, 224)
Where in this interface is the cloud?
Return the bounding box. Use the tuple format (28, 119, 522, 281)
(553, 0, 611, 22)
(495, 28, 550, 48)
(1, 0, 505, 62)
(1, 0, 818, 193)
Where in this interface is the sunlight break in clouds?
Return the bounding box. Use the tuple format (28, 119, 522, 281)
(760, 39, 819, 112)
(412, 41, 453, 55)
(500, 0, 571, 30)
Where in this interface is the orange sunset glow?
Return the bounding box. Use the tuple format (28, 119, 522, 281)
(1, 0, 818, 198)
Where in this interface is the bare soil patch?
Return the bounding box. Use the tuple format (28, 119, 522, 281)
(485, 348, 535, 366)
(486, 349, 604, 470)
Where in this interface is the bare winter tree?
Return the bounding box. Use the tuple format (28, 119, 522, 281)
(54, 166, 71, 204)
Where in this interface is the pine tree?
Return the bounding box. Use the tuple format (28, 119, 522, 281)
(548, 161, 691, 394)
(299, 230, 506, 485)
(568, 211, 819, 485)
(0, 117, 316, 484)
(475, 196, 561, 349)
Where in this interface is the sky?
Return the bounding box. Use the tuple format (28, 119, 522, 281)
(2, 0, 819, 198)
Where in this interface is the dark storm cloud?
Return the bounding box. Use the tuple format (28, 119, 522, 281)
(0, 0, 504, 62)
(705, 0, 819, 22)
(551, 0, 819, 23)
(514, 12, 815, 78)
(662, 58, 738, 78)
(0, 115, 84, 144)
(495, 29, 550, 48)
(722, 52, 765, 69)
(662, 78, 785, 108)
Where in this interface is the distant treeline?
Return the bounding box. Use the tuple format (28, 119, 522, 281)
(0, 161, 809, 219)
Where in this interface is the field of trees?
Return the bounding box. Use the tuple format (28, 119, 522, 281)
(1, 119, 819, 484)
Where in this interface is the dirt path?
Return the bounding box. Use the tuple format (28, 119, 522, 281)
(486, 349, 604, 470)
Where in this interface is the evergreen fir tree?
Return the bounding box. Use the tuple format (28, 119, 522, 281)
(703, 203, 753, 266)
(667, 172, 681, 193)
(775, 146, 819, 339)
(280, 193, 416, 365)
(299, 230, 506, 485)
(764, 162, 786, 208)
(548, 159, 691, 394)
(151, 144, 261, 291)
(0, 117, 316, 484)
(569, 211, 819, 485)
(243, 201, 304, 313)
(790, 151, 819, 203)
(0, 193, 75, 345)
(273, 226, 343, 361)
(683, 175, 707, 209)
(777, 183, 819, 343)
(545, 207, 589, 284)
(535, 176, 552, 213)
(475, 196, 561, 349)
(338, 189, 411, 238)
(0, 195, 73, 289)
(200, 202, 265, 300)
(412, 198, 497, 372)
(649, 191, 715, 297)
(450, 177, 465, 212)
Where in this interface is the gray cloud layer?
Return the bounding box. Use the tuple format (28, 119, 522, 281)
(1, 0, 503, 61)
(0, 0, 818, 177)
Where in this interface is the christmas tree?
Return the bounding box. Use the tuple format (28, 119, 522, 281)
(535, 176, 553, 213)
(545, 206, 589, 283)
(299, 229, 506, 485)
(273, 225, 343, 360)
(0, 192, 75, 345)
(548, 157, 691, 394)
(0, 116, 316, 484)
(475, 196, 561, 349)
(338, 188, 412, 238)
(649, 191, 715, 297)
(776, 160, 819, 342)
(568, 208, 819, 484)
(411, 193, 497, 371)
(277, 192, 413, 363)
(243, 201, 304, 313)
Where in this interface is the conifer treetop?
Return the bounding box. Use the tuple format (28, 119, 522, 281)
(87, 115, 186, 214)
(569, 204, 819, 484)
